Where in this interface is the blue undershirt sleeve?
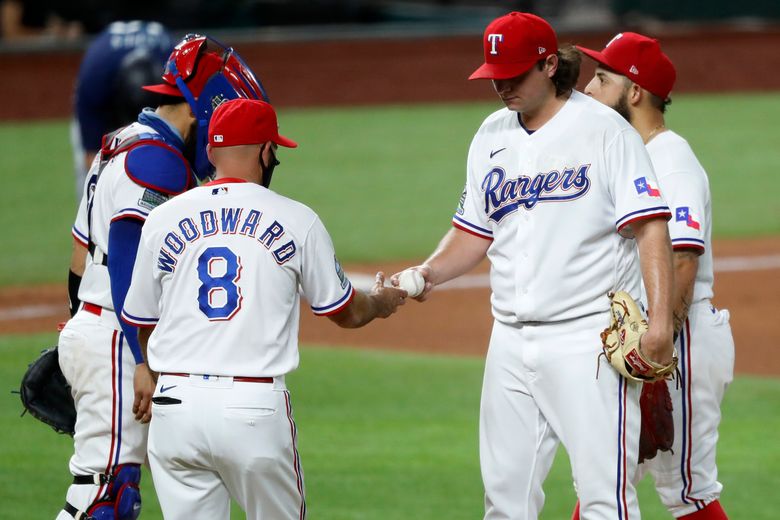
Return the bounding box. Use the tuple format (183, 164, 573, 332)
(108, 217, 145, 365)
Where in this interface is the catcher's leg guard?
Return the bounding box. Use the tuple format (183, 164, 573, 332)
(86, 464, 142, 520)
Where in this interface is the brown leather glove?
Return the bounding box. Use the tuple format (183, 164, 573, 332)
(638, 380, 674, 463)
(600, 291, 678, 383)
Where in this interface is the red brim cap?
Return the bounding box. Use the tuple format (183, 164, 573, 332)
(468, 59, 538, 80)
(469, 12, 558, 81)
(209, 98, 298, 149)
(576, 46, 611, 71)
(576, 33, 676, 100)
(141, 83, 183, 97)
(272, 134, 298, 148)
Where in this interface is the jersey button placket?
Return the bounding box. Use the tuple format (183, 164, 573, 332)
(516, 210, 532, 314)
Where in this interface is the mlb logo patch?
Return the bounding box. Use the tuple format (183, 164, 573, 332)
(634, 177, 661, 197)
(213, 135, 224, 143)
(676, 206, 700, 230)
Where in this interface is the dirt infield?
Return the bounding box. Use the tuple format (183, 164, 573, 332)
(1, 26, 778, 376)
(2, 237, 779, 377)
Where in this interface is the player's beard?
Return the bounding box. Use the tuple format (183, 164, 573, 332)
(611, 90, 632, 124)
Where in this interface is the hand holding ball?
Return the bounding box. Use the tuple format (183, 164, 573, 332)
(398, 269, 425, 298)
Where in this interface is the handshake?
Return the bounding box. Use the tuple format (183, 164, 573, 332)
(355, 265, 433, 325)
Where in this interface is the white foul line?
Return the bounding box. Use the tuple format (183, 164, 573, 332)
(712, 254, 780, 272)
(349, 254, 780, 292)
(0, 304, 63, 321)
(0, 254, 779, 322)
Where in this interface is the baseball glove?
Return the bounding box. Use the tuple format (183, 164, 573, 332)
(19, 347, 76, 436)
(599, 291, 678, 383)
(638, 380, 675, 463)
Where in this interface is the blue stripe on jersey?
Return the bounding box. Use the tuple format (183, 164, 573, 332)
(615, 206, 670, 228)
(672, 238, 705, 245)
(452, 215, 493, 236)
(72, 226, 89, 244)
(121, 310, 158, 326)
(311, 283, 354, 314)
(113, 208, 149, 221)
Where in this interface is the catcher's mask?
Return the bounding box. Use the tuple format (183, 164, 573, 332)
(143, 35, 269, 181)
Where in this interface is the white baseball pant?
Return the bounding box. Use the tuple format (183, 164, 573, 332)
(635, 301, 734, 517)
(480, 312, 642, 520)
(147, 374, 306, 519)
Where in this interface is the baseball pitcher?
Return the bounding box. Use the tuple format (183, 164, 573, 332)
(395, 12, 676, 519)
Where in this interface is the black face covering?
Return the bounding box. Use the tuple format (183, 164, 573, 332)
(259, 147, 280, 189)
(183, 119, 199, 173)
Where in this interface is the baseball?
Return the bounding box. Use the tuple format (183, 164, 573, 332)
(398, 269, 425, 298)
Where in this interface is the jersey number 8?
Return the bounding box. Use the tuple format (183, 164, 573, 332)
(197, 246, 243, 320)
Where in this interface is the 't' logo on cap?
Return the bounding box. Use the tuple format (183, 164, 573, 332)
(487, 34, 504, 55)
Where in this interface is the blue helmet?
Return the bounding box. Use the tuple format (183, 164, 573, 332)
(143, 34, 269, 181)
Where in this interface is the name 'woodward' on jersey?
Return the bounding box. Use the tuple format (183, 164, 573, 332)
(157, 203, 297, 274)
(122, 181, 354, 377)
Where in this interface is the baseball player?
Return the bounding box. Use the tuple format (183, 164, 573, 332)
(121, 98, 407, 519)
(395, 12, 676, 519)
(575, 32, 735, 519)
(68, 21, 174, 321)
(57, 35, 267, 519)
(72, 20, 173, 201)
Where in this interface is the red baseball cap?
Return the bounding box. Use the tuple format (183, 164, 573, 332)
(208, 99, 298, 149)
(577, 32, 676, 100)
(469, 12, 558, 81)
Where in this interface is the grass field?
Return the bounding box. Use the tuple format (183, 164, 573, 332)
(1, 93, 778, 518)
(2, 334, 779, 518)
(1, 92, 779, 285)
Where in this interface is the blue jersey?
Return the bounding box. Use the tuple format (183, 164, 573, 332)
(74, 21, 173, 152)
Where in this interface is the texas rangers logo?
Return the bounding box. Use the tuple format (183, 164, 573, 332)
(487, 34, 503, 55)
(676, 206, 700, 230)
(634, 177, 661, 197)
(481, 164, 591, 222)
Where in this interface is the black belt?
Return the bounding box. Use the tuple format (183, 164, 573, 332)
(87, 242, 108, 266)
(162, 372, 274, 383)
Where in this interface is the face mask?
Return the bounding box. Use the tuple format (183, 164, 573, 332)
(259, 147, 280, 188)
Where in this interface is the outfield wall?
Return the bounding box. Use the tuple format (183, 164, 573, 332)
(1, 24, 779, 120)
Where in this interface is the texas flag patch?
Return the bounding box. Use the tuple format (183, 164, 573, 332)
(634, 177, 661, 197)
(676, 206, 700, 230)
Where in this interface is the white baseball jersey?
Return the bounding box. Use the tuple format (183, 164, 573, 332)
(634, 130, 733, 516)
(453, 90, 671, 323)
(122, 178, 354, 377)
(72, 122, 173, 310)
(647, 130, 713, 301)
